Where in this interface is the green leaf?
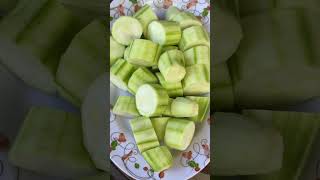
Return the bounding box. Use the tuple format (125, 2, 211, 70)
(202, 9, 209, 17)
(111, 140, 118, 150)
(134, 163, 140, 169)
(188, 160, 197, 168)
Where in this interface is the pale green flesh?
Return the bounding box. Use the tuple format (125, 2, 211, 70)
(110, 74, 129, 91)
(171, 97, 198, 117)
(133, 4, 158, 37)
(186, 96, 210, 122)
(128, 67, 158, 94)
(9, 107, 97, 178)
(127, 39, 159, 67)
(179, 26, 210, 51)
(130, 117, 160, 153)
(142, 146, 173, 172)
(111, 16, 142, 45)
(148, 21, 166, 45)
(81, 73, 109, 171)
(110, 36, 125, 65)
(164, 118, 195, 150)
(135, 85, 158, 116)
(112, 96, 140, 117)
(183, 64, 210, 95)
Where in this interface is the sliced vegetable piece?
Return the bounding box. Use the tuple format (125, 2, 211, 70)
(130, 117, 160, 153)
(213, 1, 242, 64)
(56, 20, 107, 106)
(163, 98, 173, 116)
(127, 39, 161, 67)
(171, 97, 198, 117)
(111, 16, 142, 45)
(179, 25, 210, 51)
(148, 20, 181, 45)
(133, 4, 158, 37)
(186, 96, 210, 122)
(165, 7, 202, 29)
(110, 36, 125, 66)
(165, 118, 195, 150)
(212, 112, 283, 175)
(123, 46, 130, 60)
(135, 84, 169, 117)
(184, 45, 210, 66)
(110, 59, 136, 91)
(128, 67, 158, 94)
(142, 146, 173, 172)
(183, 64, 210, 95)
(112, 96, 139, 117)
(244, 110, 320, 180)
(156, 72, 183, 97)
(9, 107, 98, 178)
(166, 6, 181, 21)
(158, 49, 186, 83)
(82, 73, 108, 172)
(151, 117, 170, 141)
(161, 45, 178, 53)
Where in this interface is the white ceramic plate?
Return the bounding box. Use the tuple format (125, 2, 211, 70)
(109, 0, 211, 179)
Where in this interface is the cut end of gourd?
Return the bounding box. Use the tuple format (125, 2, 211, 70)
(148, 21, 166, 45)
(110, 73, 129, 91)
(136, 84, 159, 116)
(142, 146, 173, 172)
(165, 118, 195, 150)
(111, 16, 143, 45)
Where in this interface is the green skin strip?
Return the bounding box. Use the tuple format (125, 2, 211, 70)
(158, 49, 186, 83)
(243, 110, 320, 180)
(163, 98, 173, 116)
(110, 36, 125, 66)
(212, 112, 283, 176)
(9, 107, 97, 178)
(56, 20, 107, 103)
(111, 16, 143, 46)
(127, 39, 161, 67)
(133, 4, 158, 37)
(166, 6, 181, 20)
(184, 45, 210, 66)
(171, 97, 199, 117)
(110, 59, 136, 91)
(128, 67, 158, 94)
(186, 96, 210, 122)
(183, 64, 210, 95)
(142, 146, 173, 172)
(179, 25, 210, 51)
(170, 11, 202, 30)
(136, 84, 169, 117)
(161, 46, 178, 53)
(112, 96, 140, 117)
(148, 20, 181, 46)
(130, 117, 160, 153)
(229, 9, 320, 108)
(156, 72, 183, 97)
(151, 117, 170, 141)
(165, 118, 195, 151)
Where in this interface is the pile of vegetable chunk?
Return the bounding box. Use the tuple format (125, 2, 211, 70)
(110, 5, 210, 172)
